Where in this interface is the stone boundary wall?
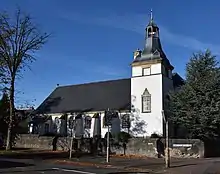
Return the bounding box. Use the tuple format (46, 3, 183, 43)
(15, 134, 204, 158)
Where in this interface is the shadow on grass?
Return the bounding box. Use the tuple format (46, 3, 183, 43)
(0, 160, 34, 169)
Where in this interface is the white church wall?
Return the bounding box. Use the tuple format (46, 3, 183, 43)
(132, 63, 162, 77)
(131, 64, 163, 137)
(132, 66, 142, 77)
(150, 63, 162, 75)
(46, 111, 123, 138)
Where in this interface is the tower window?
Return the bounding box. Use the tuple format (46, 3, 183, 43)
(147, 27, 157, 37)
(143, 67, 151, 76)
(148, 27, 152, 37)
(142, 88, 151, 113)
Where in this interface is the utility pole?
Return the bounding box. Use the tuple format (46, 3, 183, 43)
(69, 118, 75, 159)
(106, 124, 110, 163)
(106, 108, 110, 163)
(162, 110, 170, 168)
(69, 131, 74, 159)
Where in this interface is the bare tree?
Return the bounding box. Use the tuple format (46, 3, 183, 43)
(0, 9, 49, 150)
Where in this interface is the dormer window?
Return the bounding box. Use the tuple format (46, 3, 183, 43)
(153, 50, 160, 56)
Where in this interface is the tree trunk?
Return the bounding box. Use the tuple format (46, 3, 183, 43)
(6, 78, 15, 151)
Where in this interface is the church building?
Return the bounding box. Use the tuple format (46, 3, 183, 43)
(31, 13, 184, 138)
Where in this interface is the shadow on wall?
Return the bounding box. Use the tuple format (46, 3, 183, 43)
(130, 100, 148, 136)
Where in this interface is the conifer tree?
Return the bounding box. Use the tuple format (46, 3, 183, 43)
(169, 50, 220, 140)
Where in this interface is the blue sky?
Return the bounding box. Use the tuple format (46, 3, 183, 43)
(1, 0, 220, 108)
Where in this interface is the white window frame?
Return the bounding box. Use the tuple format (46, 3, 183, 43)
(142, 67, 151, 76)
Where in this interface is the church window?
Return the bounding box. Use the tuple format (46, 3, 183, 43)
(68, 116, 75, 129)
(142, 88, 151, 113)
(103, 111, 113, 127)
(143, 67, 151, 76)
(84, 116, 92, 129)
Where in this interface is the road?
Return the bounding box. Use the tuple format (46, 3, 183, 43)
(0, 158, 124, 174)
(1, 155, 220, 174)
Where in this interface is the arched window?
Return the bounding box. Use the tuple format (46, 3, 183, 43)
(147, 27, 152, 37)
(142, 88, 151, 113)
(68, 116, 74, 129)
(84, 116, 92, 129)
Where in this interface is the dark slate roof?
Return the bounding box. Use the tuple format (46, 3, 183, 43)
(133, 19, 173, 69)
(172, 73, 185, 88)
(35, 78, 131, 114)
(134, 37, 169, 63)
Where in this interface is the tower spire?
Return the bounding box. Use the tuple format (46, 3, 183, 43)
(150, 9, 153, 21)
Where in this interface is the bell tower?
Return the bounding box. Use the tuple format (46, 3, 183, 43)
(131, 10, 174, 137)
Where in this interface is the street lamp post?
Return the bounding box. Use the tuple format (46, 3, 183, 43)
(69, 130, 74, 159)
(106, 108, 110, 163)
(162, 110, 170, 168)
(69, 117, 75, 159)
(106, 124, 110, 163)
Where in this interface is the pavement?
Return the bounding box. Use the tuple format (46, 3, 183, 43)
(1, 150, 220, 173)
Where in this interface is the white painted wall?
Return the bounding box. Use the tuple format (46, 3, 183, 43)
(40, 112, 123, 138)
(131, 63, 164, 136)
(132, 66, 142, 77)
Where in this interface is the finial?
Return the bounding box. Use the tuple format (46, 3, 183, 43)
(150, 9, 153, 21)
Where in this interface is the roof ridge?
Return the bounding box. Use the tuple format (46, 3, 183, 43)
(56, 78, 130, 88)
